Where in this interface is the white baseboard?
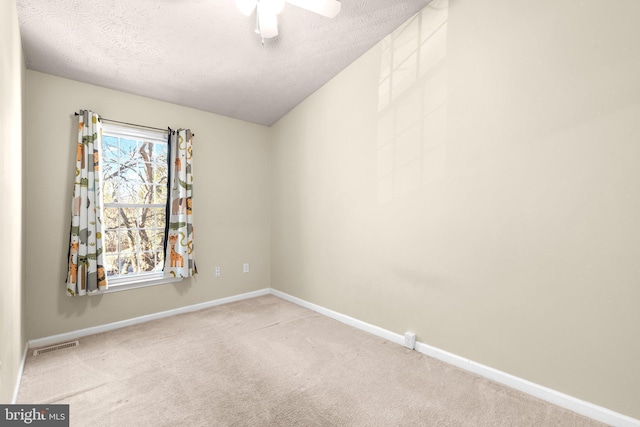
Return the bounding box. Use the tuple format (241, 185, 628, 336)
(270, 288, 406, 347)
(269, 288, 640, 427)
(11, 343, 28, 404)
(28, 288, 270, 349)
(23, 286, 639, 426)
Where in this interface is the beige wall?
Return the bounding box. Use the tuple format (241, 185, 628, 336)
(15, 0, 640, 419)
(271, 0, 640, 419)
(25, 71, 271, 340)
(0, 0, 26, 403)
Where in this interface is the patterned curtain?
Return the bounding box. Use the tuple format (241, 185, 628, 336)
(164, 129, 197, 277)
(66, 110, 107, 295)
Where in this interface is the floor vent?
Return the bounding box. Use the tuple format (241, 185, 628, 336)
(33, 341, 79, 356)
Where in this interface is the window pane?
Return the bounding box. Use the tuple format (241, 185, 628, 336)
(104, 230, 118, 254)
(155, 208, 166, 228)
(119, 178, 144, 204)
(131, 161, 150, 183)
(153, 142, 167, 159)
(118, 229, 137, 253)
(105, 255, 119, 277)
(155, 163, 168, 184)
(119, 253, 137, 275)
(120, 208, 140, 229)
(110, 175, 125, 203)
(104, 207, 119, 229)
(146, 161, 156, 178)
(154, 230, 165, 249)
(102, 136, 119, 178)
(139, 229, 154, 251)
(139, 182, 154, 205)
(138, 141, 151, 161)
(103, 135, 118, 152)
(139, 252, 156, 273)
(102, 181, 116, 204)
(120, 138, 137, 156)
(139, 208, 155, 229)
(142, 161, 153, 178)
(154, 185, 166, 204)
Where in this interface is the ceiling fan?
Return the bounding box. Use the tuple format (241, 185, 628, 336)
(236, 0, 341, 43)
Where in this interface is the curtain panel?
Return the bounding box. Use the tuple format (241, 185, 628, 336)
(66, 110, 107, 295)
(164, 128, 197, 277)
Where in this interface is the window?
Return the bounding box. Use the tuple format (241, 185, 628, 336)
(101, 123, 172, 288)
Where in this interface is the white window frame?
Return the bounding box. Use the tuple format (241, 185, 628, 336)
(101, 122, 182, 292)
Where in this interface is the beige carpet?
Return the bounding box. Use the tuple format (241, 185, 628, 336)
(18, 295, 605, 426)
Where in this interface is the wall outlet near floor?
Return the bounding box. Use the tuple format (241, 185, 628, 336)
(404, 331, 416, 350)
(243, 263, 250, 273)
(215, 267, 221, 278)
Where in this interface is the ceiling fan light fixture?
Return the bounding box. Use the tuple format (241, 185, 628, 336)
(236, 0, 257, 16)
(260, 0, 285, 16)
(241, 0, 342, 43)
(257, 5, 279, 39)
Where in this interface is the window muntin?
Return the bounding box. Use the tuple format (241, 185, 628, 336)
(101, 123, 168, 284)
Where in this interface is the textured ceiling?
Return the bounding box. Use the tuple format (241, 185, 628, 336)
(16, 0, 430, 126)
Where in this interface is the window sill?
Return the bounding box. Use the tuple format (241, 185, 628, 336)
(103, 274, 183, 293)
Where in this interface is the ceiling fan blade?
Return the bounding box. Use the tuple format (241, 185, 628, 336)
(285, 0, 341, 18)
(257, 5, 279, 38)
(236, 0, 258, 16)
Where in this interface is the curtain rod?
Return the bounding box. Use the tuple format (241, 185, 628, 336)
(74, 112, 195, 136)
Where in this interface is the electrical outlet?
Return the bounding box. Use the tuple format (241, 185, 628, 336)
(215, 267, 221, 278)
(404, 331, 416, 350)
(243, 263, 250, 273)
